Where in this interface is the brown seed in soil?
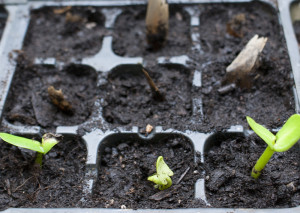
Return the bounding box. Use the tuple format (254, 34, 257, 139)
(53, 6, 72, 15)
(146, 124, 154, 135)
(226, 13, 246, 38)
(47, 86, 73, 114)
(65, 12, 84, 23)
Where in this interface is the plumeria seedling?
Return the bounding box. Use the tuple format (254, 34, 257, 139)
(148, 156, 174, 190)
(0, 133, 61, 168)
(246, 114, 300, 179)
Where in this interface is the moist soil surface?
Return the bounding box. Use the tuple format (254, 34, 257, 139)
(6, 2, 296, 133)
(0, 135, 87, 210)
(112, 5, 191, 59)
(23, 6, 107, 62)
(3, 61, 98, 129)
(0, 2, 299, 210)
(198, 2, 295, 130)
(101, 2, 295, 132)
(101, 65, 200, 131)
(205, 134, 300, 208)
(88, 135, 206, 209)
(201, 60, 294, 131)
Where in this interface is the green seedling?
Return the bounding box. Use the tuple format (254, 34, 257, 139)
(0, 133, 61, 167)
(247, 114, 300, 179)
(148, 156, 174, 190)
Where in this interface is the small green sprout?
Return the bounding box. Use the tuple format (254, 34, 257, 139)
(247, 114, 300, 179)
(148, 156, 174, 190)
(0, 133, 61, 167)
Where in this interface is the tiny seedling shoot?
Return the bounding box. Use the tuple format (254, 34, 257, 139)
(246, 114, 300, 179)
(148, 156, 174, 190)
(0, 133, 61, 168)
(140, 65, 165, 101)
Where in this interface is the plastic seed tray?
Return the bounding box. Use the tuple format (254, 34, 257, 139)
(0, 0, 299, 212)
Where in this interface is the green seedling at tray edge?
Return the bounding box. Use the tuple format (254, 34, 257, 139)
(246, 114, 300, 179)
(0, 132, 61, 167)
(148, 156, 174, 190)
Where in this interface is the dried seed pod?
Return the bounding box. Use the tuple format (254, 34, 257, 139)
(146, 0, 169, 49)
(224, 34, 268, 88)
(226, 13, 246, 38)
(47, 86, 73, 114)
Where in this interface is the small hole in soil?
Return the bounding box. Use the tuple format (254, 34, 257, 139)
(0, 134, 87, 209)
(204, 133, 300, 208)
(92, 133, 205, 209)
(23, 6, 106, 61)
(101, 64, 193, 130)
(112, 5, 191, 57)
(4, 64, 98, 128)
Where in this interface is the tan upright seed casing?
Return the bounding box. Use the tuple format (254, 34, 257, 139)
(145, 0, 169, 48)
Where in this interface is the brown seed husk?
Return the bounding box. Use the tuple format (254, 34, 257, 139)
(145, 0, 169, 49)
(47, 86, 73, 114)
(53, 6, 72, 15)
(224, 34, 268, 88)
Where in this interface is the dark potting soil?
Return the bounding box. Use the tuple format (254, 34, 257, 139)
(201, 61, 294, 130)
(294, 20, 300, 46)
(205, 135, 300, 208)
(199, 2, 295, 130)
(3, 62, 98, 128)
(0, 135, 87, 210)
(101, 2, 295, 132)
(23, 6, 107, 62)
(112, 5, 191, 59)
(101, 65, 201, 131)
(89, 135, 206, 209)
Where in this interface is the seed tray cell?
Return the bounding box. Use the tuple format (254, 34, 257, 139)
(0, 0, 299, 212)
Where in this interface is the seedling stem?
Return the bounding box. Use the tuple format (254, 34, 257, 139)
(0, 133, 61, 168)
(251, 146, 274, 178)
(247, 114, 300, 179)
(141, 67, 165, 101)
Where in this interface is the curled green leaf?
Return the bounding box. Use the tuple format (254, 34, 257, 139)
(148, 156, 173, 190)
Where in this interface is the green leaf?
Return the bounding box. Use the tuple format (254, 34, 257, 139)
(148, 174, 159, 183)
(156, 156, 174, 177)
(158, 176, 172, 190)
(0, 133, 44, 153)
(274, 114, 300, 152)
(148, 156, 174, 190)
(246, 116, 276, 149)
